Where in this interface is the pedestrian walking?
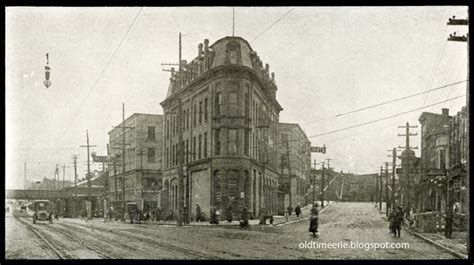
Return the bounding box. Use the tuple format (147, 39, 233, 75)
(48, 211, 53, 224)
(195, 203, 202, 222)
(155, 206, 162, 221)
(287, 205, 293, 217)
(392, 206, 403, 238)
(210, 206, 219, 225)
(295, 204, 301, 218)
(308, 204, 319, 237)
(226, 203, 233, 223)
(445, 209, 453, 238)
(182, 206, 189, 224)
(239, 207, 249, 228)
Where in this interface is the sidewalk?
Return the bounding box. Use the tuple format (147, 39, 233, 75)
(64, 202, 333, 228)
(376, 205, 468, 259)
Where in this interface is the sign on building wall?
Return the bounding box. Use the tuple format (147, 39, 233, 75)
(310, 145, 326, 154)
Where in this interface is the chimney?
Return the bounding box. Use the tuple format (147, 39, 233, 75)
(265, 63, 270, 78)
(442, 108, 449, 116)
(204, 39, 209, 70)
(198, 43, 203, 58)
(271, 72, 275, 82)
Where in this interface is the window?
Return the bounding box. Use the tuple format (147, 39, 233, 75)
(215, 92, 222, 115)
(166, 120, 170, 139)
(186, 109, 189, 130)
(148, 126, 155, 140)
(204, 98, 208, 122)
(173, 116, 176, 137)
(204, 132, 208, 158)
(229, 50, 238, 64)
(148, 148, 155, 163)
(229, 92, 238, 115)
(244, 130, 249, 156)
(198, 134, 202, 160)
(244, 91, 249, 117)
(166, 147, 169, 167)
(193, 137, 197, 160)
(186, 139, 189, 163)
(172, 145, 175, 166)
(199, 101, 202, 124)
(229, 129, 237, 154)
(193, 104, 197, 126)
(215, 129, 221, 155)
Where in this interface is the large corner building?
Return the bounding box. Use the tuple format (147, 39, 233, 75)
(160, 36, 283, 220)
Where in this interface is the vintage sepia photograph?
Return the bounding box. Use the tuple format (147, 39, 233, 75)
(4, 6, 469, 260)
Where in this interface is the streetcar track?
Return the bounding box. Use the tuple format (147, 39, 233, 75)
(14, 216, 73, 259)
(56, 221, 145, 254)
(49, 223, 118, 259)
(63, 220, 224, 259)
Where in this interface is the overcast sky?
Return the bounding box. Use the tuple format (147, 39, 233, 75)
(6, 6, 468, 189)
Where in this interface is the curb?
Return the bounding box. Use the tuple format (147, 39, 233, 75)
(403, 228, 468, 259)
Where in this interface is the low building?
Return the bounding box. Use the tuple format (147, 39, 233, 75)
(107, 113, 163, 212)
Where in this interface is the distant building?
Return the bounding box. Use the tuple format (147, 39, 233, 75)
(160, 36, 283, 219)
(277, 123, 311, 213)
(447, 107, 468, 216)
(108, 113, 163, 211)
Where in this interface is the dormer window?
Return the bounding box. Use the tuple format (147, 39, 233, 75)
(225, 40, 242, 65)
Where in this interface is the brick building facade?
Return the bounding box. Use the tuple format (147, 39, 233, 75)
(278, 123, 311, 214)
(107, 113, 163, 211)
(160, 36, 283, 220)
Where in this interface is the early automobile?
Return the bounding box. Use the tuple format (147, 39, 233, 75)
(32, 200, 52, 224)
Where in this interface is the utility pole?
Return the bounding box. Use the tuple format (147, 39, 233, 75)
(80, 130, 96, 220)
(325, 158, 331, 206)
(379, 166, 383, 211)
(312, 159, 317, 206)
(447, 14, 469, 254)
(285, 136, 293, 208)
(385, 162, 389, 216)
(398, 122, 418, 209)
(387, 148, 398, 212)
(137, 148, 146, 208)
(320, 162, 325, 208)
(72, 155, 78, 216)
(55, 164, 59, 190)
(374, 169, 378, 204)
(122, 103, 126, 222)
(62, 164, 66, 190)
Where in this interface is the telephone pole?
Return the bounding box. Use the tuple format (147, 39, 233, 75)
(122, 103, 126, 222)
(55, 164, 59, 190)
(62, 164, 66, 190)
(387, 148, 398, 212)
(385, 162, 389, 216)
(447, 13, 469, 255)
(398, 122, 418, 209)
(379, 166, 383, 211)
(72, 155, 78, 217)
(286, 138, 292, 208)
(312, 159, 317, 206)
(320, 162, 325, 208)
(374, 169, 378, 204)
(80, 130, 97, 220)
(137, 148, 147, 206)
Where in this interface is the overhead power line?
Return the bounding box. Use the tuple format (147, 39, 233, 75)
(57, 7, 143, 142)
(310, 95, 465, 139)
(335, 80, 467, 117)
(251, 8, 295, 41)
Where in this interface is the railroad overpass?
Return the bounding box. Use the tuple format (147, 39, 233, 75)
(6, 186, 104, 200)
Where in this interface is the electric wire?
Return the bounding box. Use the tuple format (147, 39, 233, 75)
(335, 80, 467, 117)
